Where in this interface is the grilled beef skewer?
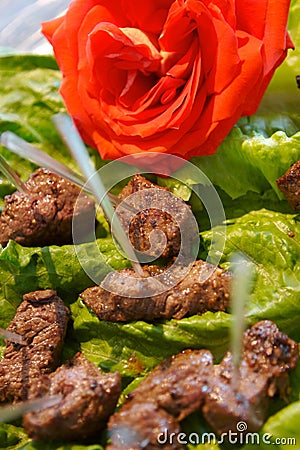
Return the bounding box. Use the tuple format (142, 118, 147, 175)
(80, 260, 231, 322)
(0, 168, 95, 247)
(202, 320, 299, 434)
(0, 290, 69, 404)
(108, 321, 298, 449)
(23, 353, 121, 442)
(108, 349, 213, 450)
(117, 174, 193, 259)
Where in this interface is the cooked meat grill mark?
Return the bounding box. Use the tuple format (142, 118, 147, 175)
(23, 353, 121, 442)
(107, 350, 213, 450)
(108, 401, 183, 450)
(133, 349, 213, 421)
(203, 320, 299, 434)
(0, 290, 69, 404)
(107, 321, 298, 449)
(118, 174, 191, 259)
(276, 160, 300, 210)
(0, 168, 95, 247)
(80, 260, 231, 322)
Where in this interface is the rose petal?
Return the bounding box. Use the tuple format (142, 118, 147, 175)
(42, 0, 293, 166)
(122, 0, 173, 34)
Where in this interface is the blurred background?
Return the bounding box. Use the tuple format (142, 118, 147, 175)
(0, 0, 70, 53)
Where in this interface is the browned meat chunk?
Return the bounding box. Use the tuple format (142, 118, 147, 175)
(0, 290, 69, 403)
(118, 174, 193, 259)
(202, 353, 270, 434)
(80, 260, 231, 322)
(124, 349, 213, 421)
(108, 401, 183, 450)
(107, 350, 213, 450)
(202, 321, 299, 434)
(107, 321, 298, 450)
(276, 160, 300, 210)
(0, 168, 95, 247)
(23, 353, 121, 442)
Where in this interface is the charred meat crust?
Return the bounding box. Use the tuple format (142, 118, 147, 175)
(0, 168, 95, 247)
(0, 289, 69, 403)
(107, 349, 212, 450)
(276, 160, 300, 210)
(118, 174, 192, 259)
(80, 260, 231, 322)
(108, 401, 183, 450)
(108, 321, 298, 449)
(124, 349, 213, 422)
(23, 353, 121, 442)
(202, 321, 299, 435)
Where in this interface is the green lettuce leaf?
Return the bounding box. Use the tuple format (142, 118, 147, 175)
(259, 0, 300, 117)
(190, 128, 300, 199)
(201, 209, 300, 340)
(71, 305, 231, 377)
(0, 422, 104, 450)
(0, 2, 299, 448)
(160, 117, 300, 202)
(0, 54, 107, 203)
(0, 55, 68, 175)
(158, 122, 300, 204)
(68, 209, 300, 379)
(260, 401, 300, 448)
(1, 208, 298, 448)
(241, 401, 300, 449)
(0, 238, 130, 330)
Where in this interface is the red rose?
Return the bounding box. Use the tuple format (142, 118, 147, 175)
(42, 0, 293, 170)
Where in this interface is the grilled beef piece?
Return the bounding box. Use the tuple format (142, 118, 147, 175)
(23, 353, 121, 442)
(124, 349, 213, 420)
(80, 260, 231, 322)
(202, 321, 299, 434)
(0, 168, 95, 247)
(107, 350, 213, 450)
(0, 290, 69, 403)
(108, 401, 183, 450)
(107, 321, 298, 449)
(276, 160, 300, 210)
(117, 174, 193, 259)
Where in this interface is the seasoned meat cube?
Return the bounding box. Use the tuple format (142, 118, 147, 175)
(108, 401, 183, 450)
(118, 174, 192, 259)
(202, 321, 299, 434)
(23, 353, 121, 442)
(80, 260, 231, 322)
(108, 350, 213, 450)
(108, 321, 298, 449)
(202, 354, 271, 434)
(118, 175, 159, 200)
(0, 290, 69, 403)
(0, 168, 95, 247)
(243, 320, 299, 376)
(124, 350, 213, 420)
(276, 160, 300, 210)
